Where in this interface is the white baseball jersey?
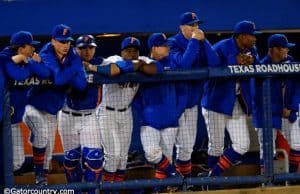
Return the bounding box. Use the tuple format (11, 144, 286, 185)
(100, 55, 153, 109)
(97, 55, 154, 173)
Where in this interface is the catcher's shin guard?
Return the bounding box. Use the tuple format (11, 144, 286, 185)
(63, 147, 82, 183)
(83, 147, 103, 194)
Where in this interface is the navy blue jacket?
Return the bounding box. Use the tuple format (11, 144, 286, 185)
(168, 32, 219, 108)
(202, 37, 259, 116)
(134, 56, 187, 129)
(66, 57, 103, 110)
(0, 47, 51, 123)
(251, 55, 294, 129)
(282, 56, 299, 123)
(28, 43, 87, 114)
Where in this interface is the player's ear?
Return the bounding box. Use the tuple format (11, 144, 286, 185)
(51, 38, 56, 45)
(75, 47, 80, 54)
(179, 25, 184, 32)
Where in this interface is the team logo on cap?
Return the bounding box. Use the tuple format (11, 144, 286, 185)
(130, 37, 135, 43)
(252, 22, 256, 29)
(63, 28, 68, 36)
(84, 35, 89, 43)
(284, 36, 288, 42)
(162, 33, 167, 40)
(191, 12, 196, 19)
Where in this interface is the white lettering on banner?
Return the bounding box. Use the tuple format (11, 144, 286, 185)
(228, 63, 300, 74)
(228, 65, 255, 74)
(13, 77, 52, 86)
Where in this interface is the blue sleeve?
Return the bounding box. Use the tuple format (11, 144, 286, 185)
(203, 39, 220, 67)
(5, 60, 31, 81)
(27, 59, 51, 79)
(168, 38, 200, 69)
(153, 60, 164, 73)
(96, 65, 111, 75)
(40, 53, 77, 85)
(289, 81, 300, 111)
(68, 64, 87, 91)
(212, 42, 227, 67)
(174, 83, 187, 118)
(251, 47, 260, 64)
(115, 60, 134, 73)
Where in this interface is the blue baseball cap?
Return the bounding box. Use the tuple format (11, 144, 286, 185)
(234, 20, 261, 35)
(76, 35, 97, 48)
(10, 31, 40, 46)
(148, 33, 168, 49)
(180, 12, 202, 25)
(52, 24, 74, 41)
(268, 34, 295, 48)
(121, 37, 141, 50)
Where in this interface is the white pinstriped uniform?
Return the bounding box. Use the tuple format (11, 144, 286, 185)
(96, 55, 153, 172)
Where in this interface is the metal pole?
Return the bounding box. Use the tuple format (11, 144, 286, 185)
(262, 78, 274, 185)
(0, 87, 14, 190)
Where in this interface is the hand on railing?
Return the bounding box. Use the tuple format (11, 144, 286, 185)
(236, 53, 254, 66)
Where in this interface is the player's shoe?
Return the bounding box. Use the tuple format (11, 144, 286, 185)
(35, 172, 47, 186)
(195, 170, 211, 191)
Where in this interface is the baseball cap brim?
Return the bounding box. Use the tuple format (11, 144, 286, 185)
(184, 19, 203, 25)
(77, 42, 97, 48)
(122, 45, 140, 50)
(287, 42, 296, 47)
(55, 37, 74, 42)
(31, 40, 40, 45)
(160, 42, 169, 46)
(156, 42, 169, 47)
(252, 30, 262, 35)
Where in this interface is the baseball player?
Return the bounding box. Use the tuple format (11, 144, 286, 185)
(58, 34, 106, 194)
(134, 33, 187, 192)
(96, 37, 158, 187)
(252, 34, 296, 173)
(263, 34, 298, 173)
(168, 12, 219, 178)
(23, 24, 87, 185)
(284, 80, 300, 173)
(0, 31, 50, 172)
(201, 20, 260, 177)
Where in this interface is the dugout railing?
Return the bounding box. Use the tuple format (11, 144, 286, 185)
(2, 63, 300, 192)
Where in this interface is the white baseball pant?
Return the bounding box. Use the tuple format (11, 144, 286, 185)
(256, 128, 277, 159)
(58, 110, 101, 152)
(282, 117, 300, 151)
(176, 105, 198, 161)
(12, 123, 25, 171)
(202, 100, 250, 157)
(97, 106, 132, 172)
(141, 126, 178, 164)
(23, 105, 57, 170)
